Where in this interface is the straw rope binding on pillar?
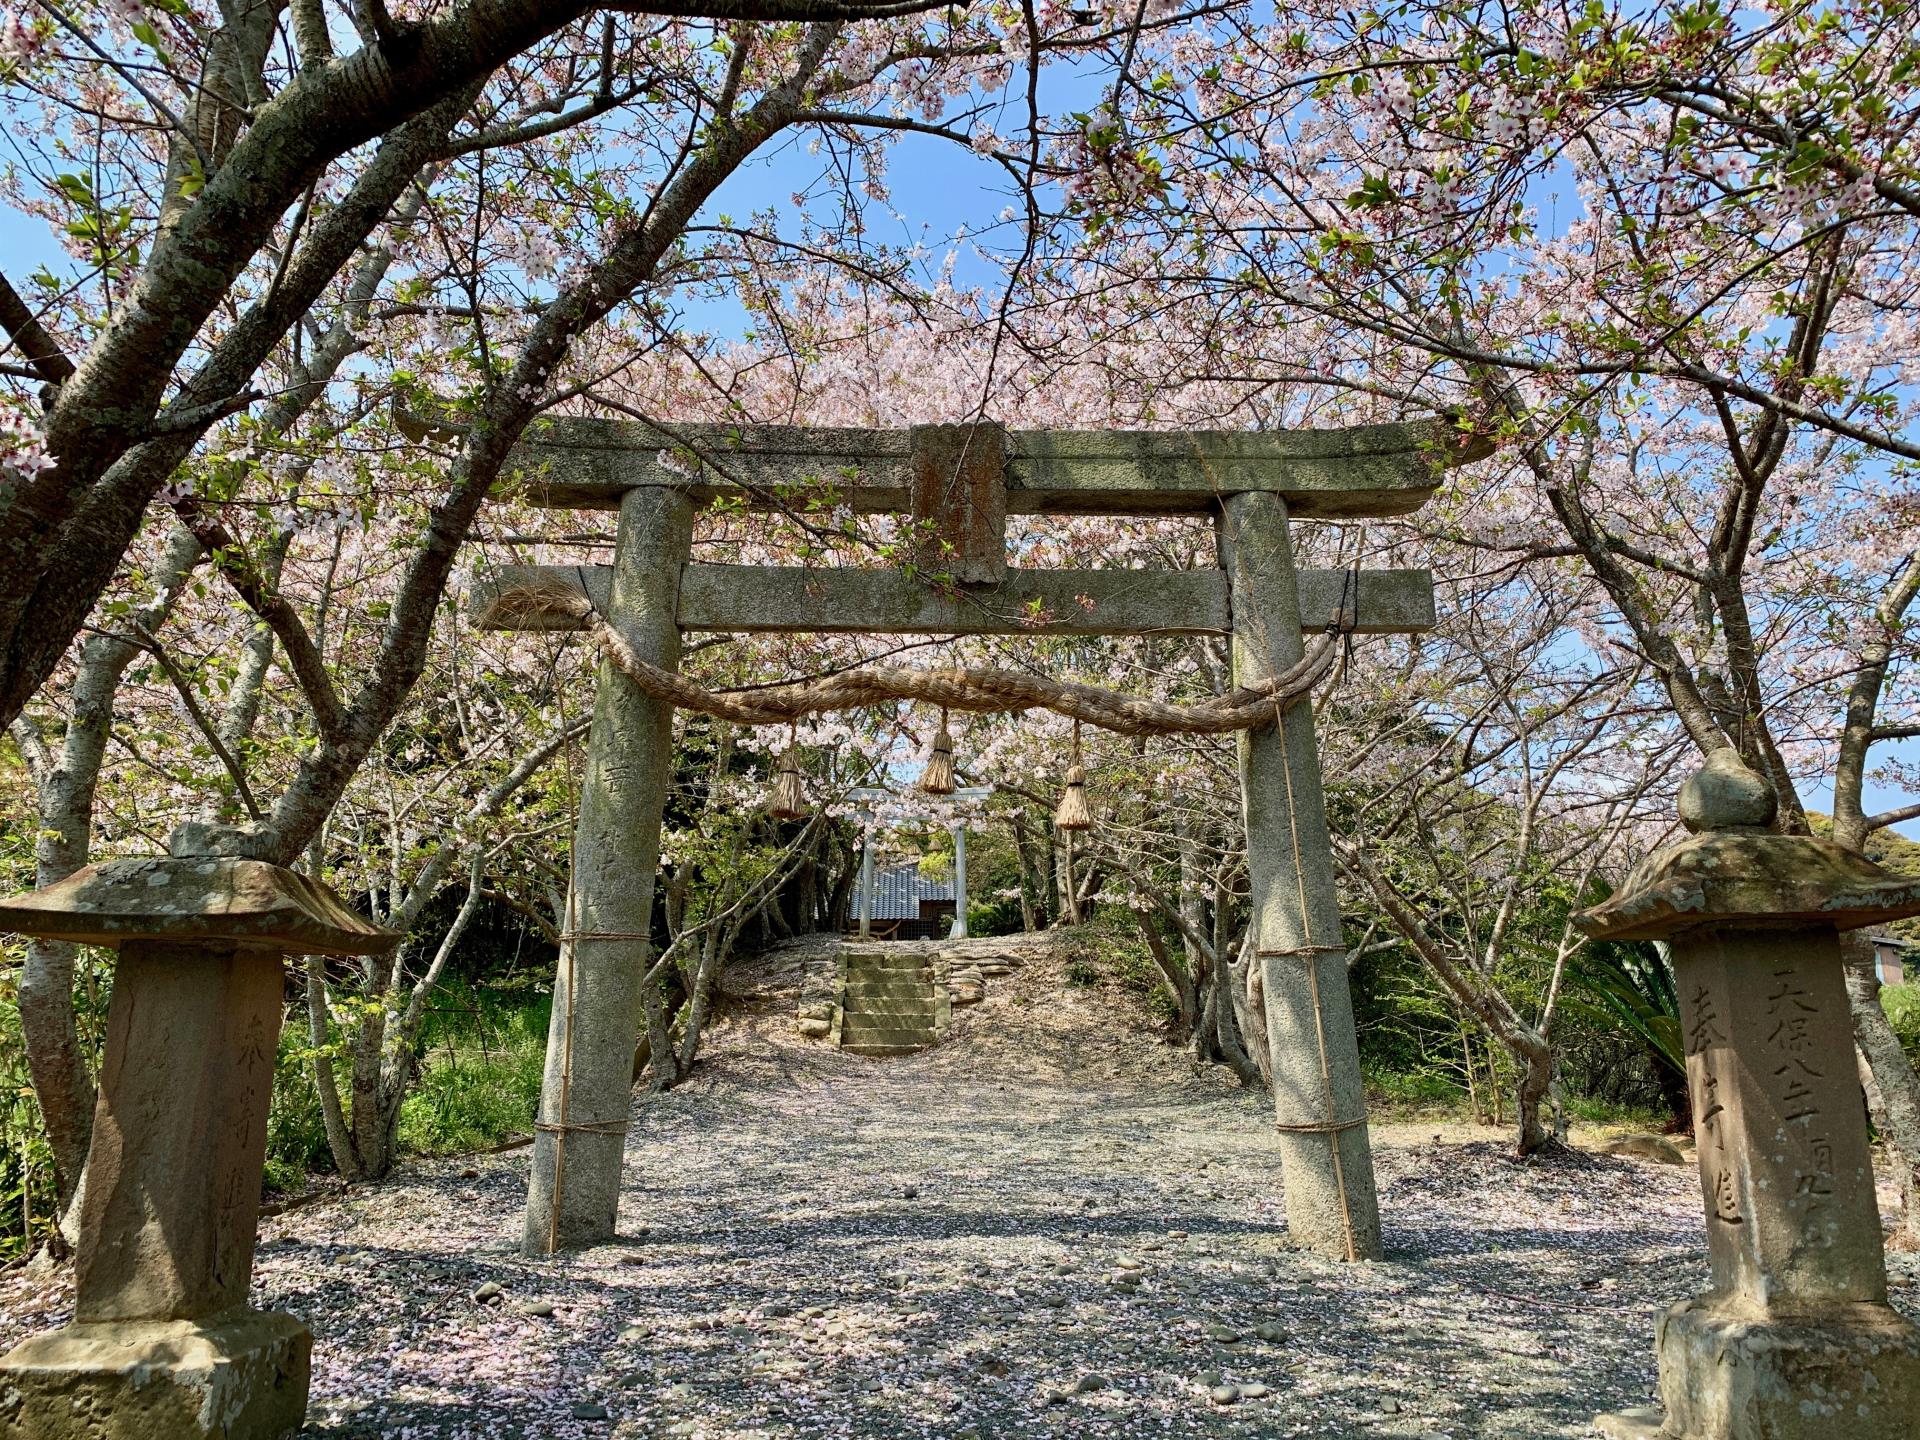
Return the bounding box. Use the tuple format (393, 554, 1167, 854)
(534, 1119, 631, 1136)
(1272, 1116, 1369, 1134)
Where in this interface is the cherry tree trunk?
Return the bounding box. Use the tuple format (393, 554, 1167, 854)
(17, 525, 202, 1220)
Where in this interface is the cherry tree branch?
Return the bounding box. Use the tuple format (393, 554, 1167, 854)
(117, 622, 265, 821)
(0, 274, 75, 387)
(168, 496, 347, 737)
(1866, 802, 1920, 836)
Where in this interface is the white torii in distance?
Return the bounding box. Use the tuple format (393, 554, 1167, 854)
(845, 785, 993, 940)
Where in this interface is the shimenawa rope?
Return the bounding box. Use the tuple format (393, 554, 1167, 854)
(566, 599, 1342, 736)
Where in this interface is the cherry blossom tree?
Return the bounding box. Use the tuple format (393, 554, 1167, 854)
(1015, 0, 1920, 1186)
(0, 0, 993, 728)
(2, 0, 1239, 1210)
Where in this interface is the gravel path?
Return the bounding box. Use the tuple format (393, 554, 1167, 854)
(7, 941, 1918, 1439)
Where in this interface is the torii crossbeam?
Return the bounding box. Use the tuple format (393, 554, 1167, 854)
(476, 415, 1480, 1262)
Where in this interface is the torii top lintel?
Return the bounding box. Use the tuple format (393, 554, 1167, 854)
(506, 415, 1483, 523)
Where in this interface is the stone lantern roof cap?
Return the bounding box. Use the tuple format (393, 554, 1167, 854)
(0, 827, 397, 956)
(1575, 751, 1920, 943)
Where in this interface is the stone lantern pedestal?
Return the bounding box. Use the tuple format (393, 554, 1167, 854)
(1578, 753, 1920, 1440)
(0, 824, 395, 1440)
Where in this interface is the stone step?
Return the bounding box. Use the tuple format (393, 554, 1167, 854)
(844, 953, 933, 971)
(841, 1009, 936, 1026)
(840, 1021, 936, 1044)
(836, 944, 943, 1057)
(844, 1013, 935, 1032)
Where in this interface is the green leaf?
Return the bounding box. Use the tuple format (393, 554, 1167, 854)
(131, 19, 168, 59)
(1346, 174, 1398, 209)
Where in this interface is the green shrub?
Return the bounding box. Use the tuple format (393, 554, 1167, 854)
(1, 939, 108, 1259)
(397, 1039, 545, 1157)
(1064, 958, 1100, 987)
(1133, 980, 1180, 1026)
(965, 897, 1025, 938)
(1883, 984, 1920, 1065)
(1363, 1064, 1465, 1109)
(1566, 941, 1683, 1078)
(265, 1022, 338, 1195)
(0, 1010, 58, 1260)
(262, 981, 551, 1192)
(397, 983, 549, 1157)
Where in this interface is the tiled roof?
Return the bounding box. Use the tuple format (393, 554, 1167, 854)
(867, 861, 954, 919)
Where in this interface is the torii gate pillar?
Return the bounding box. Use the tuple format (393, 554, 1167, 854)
(1223, 492, 1383, 1260)
(523, 486, 692, 1255)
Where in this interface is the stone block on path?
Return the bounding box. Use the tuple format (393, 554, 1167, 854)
(0, 1312, 311, 1440)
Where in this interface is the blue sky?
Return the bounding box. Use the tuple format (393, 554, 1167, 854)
(2, 206, 62, 276)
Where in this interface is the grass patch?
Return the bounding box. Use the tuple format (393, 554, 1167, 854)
(398, 983, 549, 1157)
(1364, 1065, 1466, 1110)
(266, 1024, 336, 1194)
(1362, 1063, 1677, 1134)
(263, 981, 550, 1193)
(1883, 984, 1920, 1067)
(1562, 1095, 1675, 1131)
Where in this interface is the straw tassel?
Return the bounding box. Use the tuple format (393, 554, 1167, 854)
(1054, 720, 1092, 832)
(919, 709, 956, 796)
(768, 729, 808, 820)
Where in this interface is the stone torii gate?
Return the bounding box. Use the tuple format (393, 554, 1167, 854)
(476, 416, 1476, 1262)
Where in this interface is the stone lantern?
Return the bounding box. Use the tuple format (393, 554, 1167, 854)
(1577, 752, 1920, 1440)
(0, 823, 396, 1440)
